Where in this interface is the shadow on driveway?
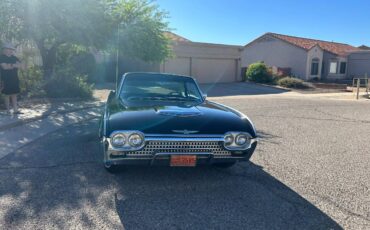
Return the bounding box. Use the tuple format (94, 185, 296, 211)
(113, 163, 341, 230)
(200, 82, 289, 97)
(0, 120, 341, 229)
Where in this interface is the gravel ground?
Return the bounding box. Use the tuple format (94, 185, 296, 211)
(0, 95, 369, 229)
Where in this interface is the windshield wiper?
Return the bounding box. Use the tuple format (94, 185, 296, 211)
(125, 96, 200, 102)
(125, 96, 162, 101)
(163, 96, 199, 101)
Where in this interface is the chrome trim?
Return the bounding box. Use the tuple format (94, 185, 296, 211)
(102, 137, 109, 163)
(153, 152, 213, 156)
(116, 74, 126, 99)
(193, 78, 206, 103)
(145, 137, 224, 142)
(145, 134, 224, 138)
(103, 102, 108, 137)
(172, 129, 199, 134)
(107, 137, 233, 157)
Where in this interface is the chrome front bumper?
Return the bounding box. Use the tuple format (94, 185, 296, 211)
(102, 135, 258, 166)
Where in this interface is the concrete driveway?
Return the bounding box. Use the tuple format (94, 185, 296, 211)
(0, 90, 369, 229)
(200, 82, 289, 97)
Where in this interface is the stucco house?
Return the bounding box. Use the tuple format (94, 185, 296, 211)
(161, 32, 243, 83)
(121, 32, 242, 84)
(241, 33, 370, 80)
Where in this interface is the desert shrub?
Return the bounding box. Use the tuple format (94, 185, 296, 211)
(19, 66, 46, 98)
(277, 77, 311, 89)
(245, 62, 274, 83)
(44, 69, 93, 99)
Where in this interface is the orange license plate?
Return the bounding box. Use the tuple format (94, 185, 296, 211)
(170, 155, 197, 167)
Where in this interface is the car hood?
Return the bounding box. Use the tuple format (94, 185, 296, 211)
(106, 101, 255, 137)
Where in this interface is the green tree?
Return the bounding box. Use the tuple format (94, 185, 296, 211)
(106, 0, 172, 62)
(0, 0, 171, 78)
(0, 0, 107, 78)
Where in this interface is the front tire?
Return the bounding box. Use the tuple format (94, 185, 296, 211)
(104, 162, 122, 173)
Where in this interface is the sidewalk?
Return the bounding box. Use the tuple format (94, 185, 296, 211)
(0, 100, 104, 131)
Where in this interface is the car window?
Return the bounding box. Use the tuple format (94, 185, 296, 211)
(120, 75, 203, 104)
(186, 82, 201, 99)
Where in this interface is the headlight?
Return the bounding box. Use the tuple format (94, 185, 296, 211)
(109, 131, 145, 150)
(223, 132, 252, 150)
(224, 134, 234, 146)
(235, 134, 249, 146)
(128, 133, 144, 147)
(111, 133, 126, 146)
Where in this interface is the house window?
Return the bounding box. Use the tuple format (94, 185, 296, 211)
(340, 62, 347, 74)
(329, 61, 337, 74)
(311, 58, 319, 75)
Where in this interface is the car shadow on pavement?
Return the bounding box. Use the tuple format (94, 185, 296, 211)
(200, 82, 289, 97)
(0, 120, 341, 229)
(113, 163, 342, 230)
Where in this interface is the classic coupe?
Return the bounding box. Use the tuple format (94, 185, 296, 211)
(100, 72, 258, 173)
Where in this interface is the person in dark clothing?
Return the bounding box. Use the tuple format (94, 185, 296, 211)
(0, 43, 22, 114)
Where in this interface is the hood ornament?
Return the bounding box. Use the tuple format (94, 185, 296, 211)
(172, 129, 199, 135)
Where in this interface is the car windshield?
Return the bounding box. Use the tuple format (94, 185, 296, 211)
(119, 74, 203, 105)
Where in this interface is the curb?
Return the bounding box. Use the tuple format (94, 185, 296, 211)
(0, 103, 104, 132)
(242, 81, 291, 92)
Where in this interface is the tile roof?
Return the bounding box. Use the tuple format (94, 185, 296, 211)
(358, 45, 370, 50)
(262, 33, 359, 56)
(164, 31, 191, 42)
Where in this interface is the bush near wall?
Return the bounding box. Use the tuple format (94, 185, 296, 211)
(19, 66, 46, 98)
(277, 77, 311, 89)
(245, 62, 274, 83)
(43, 69, 93, 99)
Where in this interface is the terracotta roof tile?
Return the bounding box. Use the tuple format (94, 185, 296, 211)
(358, 45, 370, 50)
(267, 33, 359, 56)
(164, 31, 191, 42)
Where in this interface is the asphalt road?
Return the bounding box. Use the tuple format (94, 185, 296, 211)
(0, 95, 369, 229)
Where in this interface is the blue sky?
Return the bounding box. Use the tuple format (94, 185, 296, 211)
(156, 0, 369, 46)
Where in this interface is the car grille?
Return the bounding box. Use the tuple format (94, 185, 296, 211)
(125, 141, 232, 157)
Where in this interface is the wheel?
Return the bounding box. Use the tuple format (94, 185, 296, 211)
(104, 162, 122, 173)
(213, 162, 236, 168)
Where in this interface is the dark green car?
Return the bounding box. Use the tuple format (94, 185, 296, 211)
(100, 72, 258, 173)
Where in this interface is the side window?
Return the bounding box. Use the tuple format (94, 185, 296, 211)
(186, 82, 200, 98)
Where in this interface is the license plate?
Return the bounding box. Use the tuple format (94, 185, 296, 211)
(170, 155, 196, 167)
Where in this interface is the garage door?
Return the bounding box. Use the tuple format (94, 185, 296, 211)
(192, 58, 236, 83)
(163, 57, 190, 76)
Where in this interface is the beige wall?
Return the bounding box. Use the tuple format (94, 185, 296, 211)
(241, 35, 308, 79)
(120, 57, 160, 73)
(347, 51, 370, 78)
(163, 57, 190, 76)
(161, 41, 242, 83)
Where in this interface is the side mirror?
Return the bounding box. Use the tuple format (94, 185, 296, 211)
(202, 93, 207, 100)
